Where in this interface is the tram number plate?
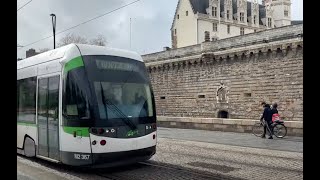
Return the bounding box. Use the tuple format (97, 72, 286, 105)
(74, 154, 90, 160)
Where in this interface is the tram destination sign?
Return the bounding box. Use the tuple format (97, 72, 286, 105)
(96, 59, 139, 72)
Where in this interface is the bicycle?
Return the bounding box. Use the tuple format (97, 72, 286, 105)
(252, 119, 287, 138)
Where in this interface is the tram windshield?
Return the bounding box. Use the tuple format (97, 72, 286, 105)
(62, 55, 156, 127)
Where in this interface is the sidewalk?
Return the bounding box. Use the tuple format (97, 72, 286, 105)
(17, 156, 82, 180)
(157, 116, 303, 137)
(157, 127, 303, 153)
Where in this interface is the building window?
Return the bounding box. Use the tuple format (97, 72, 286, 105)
(212, 7, 217, 17)
(227, 10, 230, 19)
(284, 10, 289, 17)
(213, 23, 218, 32)
(204, 31, 210, 42)
(268, 18, 272, 27)
(160, 96, 166, 99)
(227, 25, 230, 34)
(174, 29, 177, 35)
(240, 27, 244, 35)
(254, 29, 257, 33)
(240, 12, 244, 22)
(253, 15, 256, 24)
(177, 14, 179, 19)
(186, 11, 188, 16)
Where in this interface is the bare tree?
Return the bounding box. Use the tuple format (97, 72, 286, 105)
(58, 33, 107, 47)
(58, 33, 88, 47)
(90, 34, 107, 46)
(39, 48, 50, 53)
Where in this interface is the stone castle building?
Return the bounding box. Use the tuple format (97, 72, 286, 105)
(142, 24, 303, 136)
(171, 0, 300, 49)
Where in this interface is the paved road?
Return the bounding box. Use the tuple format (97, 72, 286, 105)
(17, 127, 303, 180)
(157, 127, 303, 153)
(151, 138, 302, 180)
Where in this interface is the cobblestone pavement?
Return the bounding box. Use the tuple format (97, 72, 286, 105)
(150, 138, 303, 180)
(17, 128, 303, 180)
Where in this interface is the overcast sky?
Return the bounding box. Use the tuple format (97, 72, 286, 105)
(17, 0, 303, 58)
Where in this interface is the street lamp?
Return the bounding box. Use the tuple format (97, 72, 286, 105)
(50, 14, 56, 49)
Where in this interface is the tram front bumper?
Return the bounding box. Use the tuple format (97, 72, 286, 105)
(90, 145, 156, 168)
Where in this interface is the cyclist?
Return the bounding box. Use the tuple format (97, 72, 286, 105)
(260, 102, 273, 139)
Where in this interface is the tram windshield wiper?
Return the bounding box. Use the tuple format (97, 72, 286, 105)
(99, 83, 137, 130)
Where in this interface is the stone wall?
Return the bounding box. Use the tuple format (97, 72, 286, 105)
(143, 24, 303, 123)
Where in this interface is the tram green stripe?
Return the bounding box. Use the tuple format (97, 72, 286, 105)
(63, 126, 90, 137)
(64, 56, 84, 73)
(17, 122, 37, 127)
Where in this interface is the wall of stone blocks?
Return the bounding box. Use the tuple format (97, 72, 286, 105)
(147, 48, 302, 121)
(143, 24, 303, 122)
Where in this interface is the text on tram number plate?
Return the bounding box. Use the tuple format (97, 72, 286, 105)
(74, 154, 90, 160)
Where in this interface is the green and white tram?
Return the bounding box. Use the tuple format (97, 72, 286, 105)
(17, 44, 157, 167)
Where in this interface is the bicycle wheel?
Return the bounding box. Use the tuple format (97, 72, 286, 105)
(273, 124, 287, 138)
(252, 122, 264, 137)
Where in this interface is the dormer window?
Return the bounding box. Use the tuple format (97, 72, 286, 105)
(212, 7, 217, 17)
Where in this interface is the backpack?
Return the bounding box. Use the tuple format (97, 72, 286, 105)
(272, 113, 281, 122)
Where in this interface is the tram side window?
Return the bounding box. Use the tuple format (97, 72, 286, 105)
(17, 77, 36, 123)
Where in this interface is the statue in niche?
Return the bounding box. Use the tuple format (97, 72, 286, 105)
(216, 82, 229, 103)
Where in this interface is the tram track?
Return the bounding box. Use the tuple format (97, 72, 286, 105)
(96, 161, 243, 180)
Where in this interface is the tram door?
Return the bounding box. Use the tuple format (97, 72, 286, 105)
(37, 75, 60, 160)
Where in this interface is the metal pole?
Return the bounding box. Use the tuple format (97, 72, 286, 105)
(130, 18, 132, 49)
(50, 14, 56, 49)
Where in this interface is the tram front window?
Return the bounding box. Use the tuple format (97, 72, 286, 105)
(83, 55, 156, 127)
(94, 81, 153, 119)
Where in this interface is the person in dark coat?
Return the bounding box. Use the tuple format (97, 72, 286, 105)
(260, 102, 273, 139)
(271, 103, 278, 115)
(271, 103, 280, 122)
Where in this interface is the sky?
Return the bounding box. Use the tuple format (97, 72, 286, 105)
(17, 0, 303, 59)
